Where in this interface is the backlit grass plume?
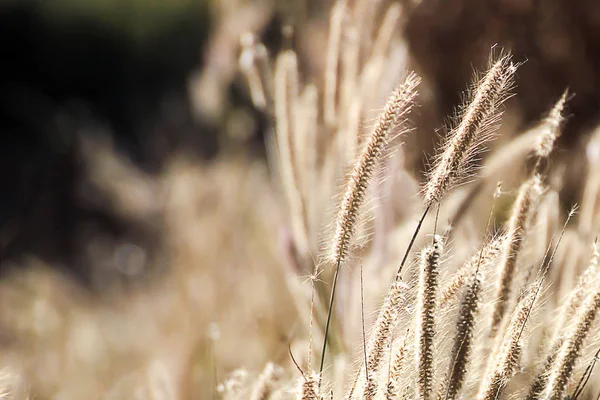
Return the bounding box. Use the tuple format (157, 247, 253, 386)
(533, 89, 569, 166)
(319, 71, 420, 379)
(477, 285, 538, 400)
(542, 288, 600, 399)
(415, 235, 443, 400)
(329, 72, 421, 266)
(424, 54, 517, 206)
(348, 278, 410, 399)
(444, 267, 483, 399)
(490, 174, 544, 336)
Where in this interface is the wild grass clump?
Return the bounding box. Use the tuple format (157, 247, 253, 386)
(231, 2, 600, 399)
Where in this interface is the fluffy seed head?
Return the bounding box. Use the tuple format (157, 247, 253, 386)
(490, 174, 544, 335)
(424, 54, 517, 205)
(329, 72, 420, 266)
(525, 247, 599, 399)
(360, 279, 410, 399)
(250, 363, 281, 400)
(298, 373, 320, 400)
(542, 289, 600, 400)
(478, 285, 537, 400)
(445, 270, 483, 400)
(416, 235, 443, 400)
(386, 333, 410, 400)
(439, 234, 504, 309)
(534, 89, 568, 161)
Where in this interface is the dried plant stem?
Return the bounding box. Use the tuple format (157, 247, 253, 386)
(319, 259, 342, 379)
(396, 205, 431, 278)
(416, 236, 443, 400)
(360, 263, 368, 386)
(307, 275, 317, 372)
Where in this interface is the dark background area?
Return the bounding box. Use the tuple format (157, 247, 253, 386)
(0, 0, 216, 284)
(2, 0, 600, 289)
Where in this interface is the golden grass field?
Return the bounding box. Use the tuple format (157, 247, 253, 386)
(2, 0, 600, 399)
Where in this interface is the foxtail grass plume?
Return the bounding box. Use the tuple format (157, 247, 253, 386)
(477, 285, 538, 400)
(534, 89, 568, 163)
(416, 235, 443, 400)
(490, 174, 543, 335)
(386, 332, 410, 400)
(525, 245, 599, 399)
(424, 54, 517, 206)
(298, 373, 320, 400)
(274, 50, 310, 256)
(439, 234, 504, 309)
(445, 268, 483, 399)
(239, 33, 273, 111)
(353, 279, 410, 399)
(250, 363, 281, 400)
(329, 72, 420, 266)
(542, 288, 600, 400)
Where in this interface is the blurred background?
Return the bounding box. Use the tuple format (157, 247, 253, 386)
(1, 0, 600, 398)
